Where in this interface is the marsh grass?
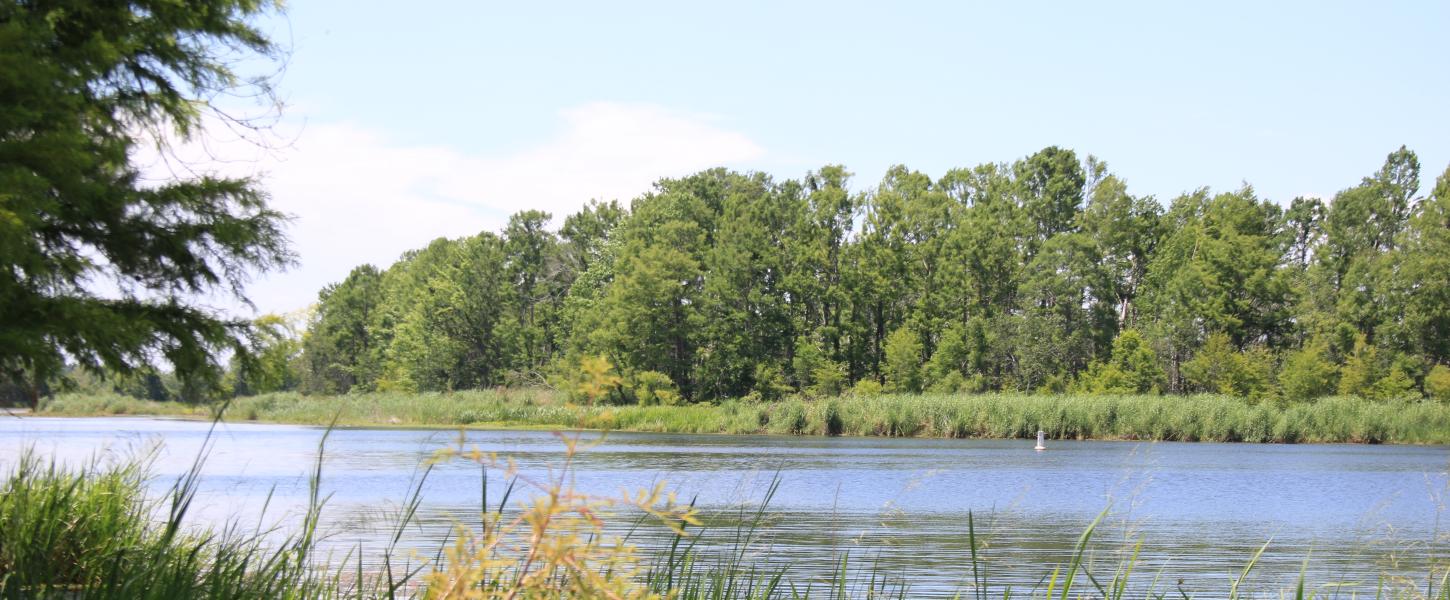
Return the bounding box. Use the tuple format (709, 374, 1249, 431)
(0, 423, 370, 599)
(40, 390, 1450, 444)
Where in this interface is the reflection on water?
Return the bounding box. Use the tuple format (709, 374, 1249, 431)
(1, 416, 1446, 597)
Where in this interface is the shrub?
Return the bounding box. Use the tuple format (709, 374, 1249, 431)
(923, 322, 969, 391)
(927, 370, 968, 394)
(883, 327, 924, 393)
(1182, 334, 1274, 399)
(1079, 329, 1164, 395)
(1427, 365, 1450, 402)
(850, 378, 884, 397)
(631, 370, 680, 406)
(1278, 341, 1338, 400)
(1337, 337, 1382, 398)
(810, 360, 848, 397)
(567, 355, 623, 405)
(791, 335, 824, 390)
(752, 363, 793, 401)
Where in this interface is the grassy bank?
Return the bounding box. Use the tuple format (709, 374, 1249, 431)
(35, 390, 1450, 444)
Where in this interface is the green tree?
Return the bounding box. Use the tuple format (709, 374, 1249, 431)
(1277, 341, 1338, 401)
(560, 200, 626, 275)
(1282, 196, 1325, 270)
(1079, 329, 1164, 395)
(303, 265, 383, 394)
(1079, 173, 1162, 329)
(385, 235, 513, 391)
(783, 166, 858, 367)
(1426, 365, 1450, 402)
(1181, 333, 1272, 399)
(1017, 232, 1104, 378)
(1323, 147, 1419, 274)
(1014, 146, 1086, 255)
(791, 335, 824, 391)
(0, 0, 291, 406)
(1336, 346, 1421, 401)
(695, 173, 793, 399)
(882, 327, 923, 393)
(504, 210, 562, 371)
(937, 164, 1023, 320)
(1139, 188, 1292, 389)
(593, 230, 703, 398)
(1399, 166, 1450, 363)
(228, 314, 302, 396)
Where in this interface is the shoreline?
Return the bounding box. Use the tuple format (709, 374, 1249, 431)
(22, 390, 1450, 445)
(16, 412, 1447, 448)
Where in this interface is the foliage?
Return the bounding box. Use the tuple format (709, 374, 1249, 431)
(302, 265, 383, 394)
(1278, 341, 1339, 401)
(41, 389, 1450, 445)
(882, 327, 924, 393)
(1335, 337, 1419, 400)
(572, 355, 622, 406)
(1427, 365, 1450, 402)
(0, 0, 292, 407)
(424, 434, 698, 599)
(279, 147, 1450, 405)
(630, 370, 681, 406)
(850, 378, 884, 397)
(1181, 334, 1274, 400)
(1078, 329, 1164, 395)
(226, 313, 303, 397)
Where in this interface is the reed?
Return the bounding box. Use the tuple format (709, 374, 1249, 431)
(0, 427, 372, 598)
(39, 390, 1450, 444)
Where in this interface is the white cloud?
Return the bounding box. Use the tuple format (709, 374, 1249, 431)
(142, 103, 764, 315)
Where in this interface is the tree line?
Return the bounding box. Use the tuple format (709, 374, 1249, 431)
(164, 147, 1450, 404)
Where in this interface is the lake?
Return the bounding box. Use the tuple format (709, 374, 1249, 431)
(2, 415, 1446, 597)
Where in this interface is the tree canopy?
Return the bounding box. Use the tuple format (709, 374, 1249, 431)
(283, 146, 1450, 405)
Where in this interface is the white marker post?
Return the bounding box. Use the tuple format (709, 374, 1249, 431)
(1035, 429, 1046, 451)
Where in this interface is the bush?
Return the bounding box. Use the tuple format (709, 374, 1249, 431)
(1079, 329, 1164, 395)
(563, 355, 623, 405)
(1337, 341, 1378, 398)
(631, 370, 680, 406)
(927, 370, 968, 394)
(1374, 363, 1418, 400)
(1278, 341, 1338, 400)
(850, 378, 884, 397)
(1427, 365, 1450, 402)
(883, 327, 923, 393)
(1182, 334, 1274, 399)
(752, 363, 793, 401)
(791, 335, 824, 391)
(810, 360, 848, 397)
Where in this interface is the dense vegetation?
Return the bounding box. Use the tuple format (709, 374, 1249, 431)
(40, 390, 1450, 445)
(207, 147, 1450, 407)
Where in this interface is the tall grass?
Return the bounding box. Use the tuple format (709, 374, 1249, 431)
(0, 431, 371, 598)
(40, 390, 1450, 444)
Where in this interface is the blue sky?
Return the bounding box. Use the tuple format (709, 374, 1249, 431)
(213, 1, 1450, 314)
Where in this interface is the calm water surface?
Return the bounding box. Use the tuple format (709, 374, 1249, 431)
(2, 416, 1446, 597)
